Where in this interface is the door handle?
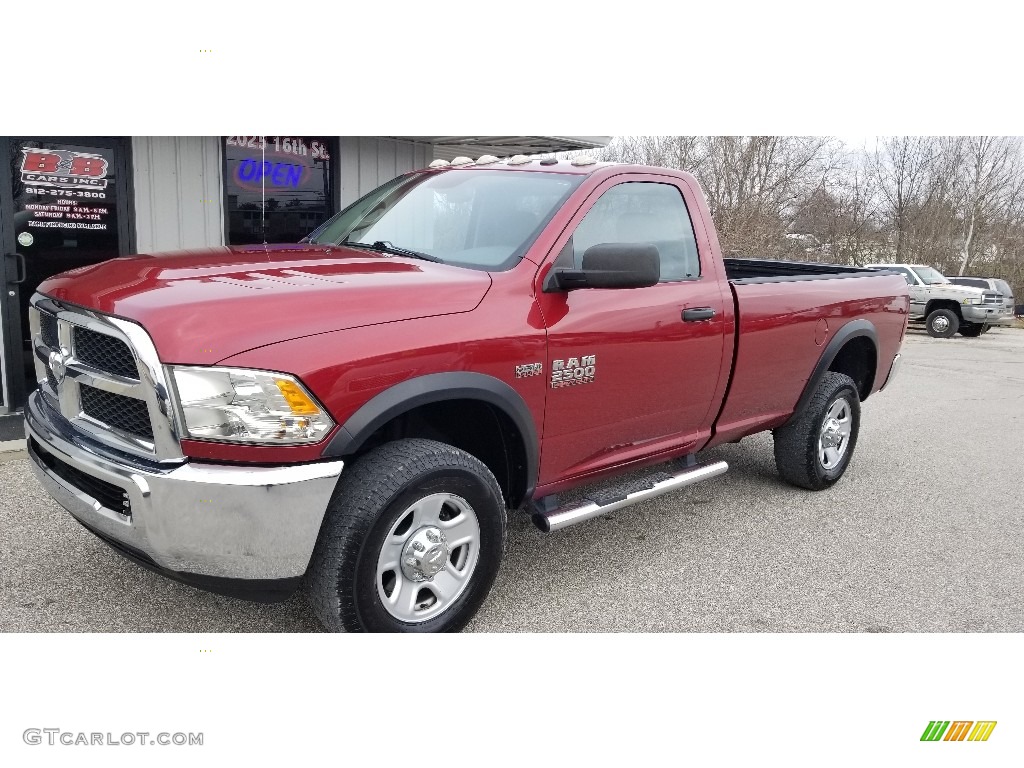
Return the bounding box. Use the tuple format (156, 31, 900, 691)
(5, 252, 27, 284)
(682, 307, 715, 322)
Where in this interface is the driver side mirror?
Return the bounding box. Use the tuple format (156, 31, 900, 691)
(544, 243, 660, 292)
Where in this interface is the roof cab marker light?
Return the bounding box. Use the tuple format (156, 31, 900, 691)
(428, 159, 450, 168)
(507, 155, 532, 165)
(571, 155, 597, 166)
(450, 156, 474, 166)
(475, 154, 499, 165)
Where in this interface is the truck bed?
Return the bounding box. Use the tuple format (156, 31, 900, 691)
(724, 258, 878, 284)
(706, 265, 909, 449)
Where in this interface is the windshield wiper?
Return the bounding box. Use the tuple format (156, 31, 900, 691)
(341, 239, 443, 263)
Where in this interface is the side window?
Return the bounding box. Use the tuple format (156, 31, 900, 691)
(893, 267, 916, 285)
(571, 182, 700, 282)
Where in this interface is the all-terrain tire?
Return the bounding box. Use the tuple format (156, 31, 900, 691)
(773, 372, 861, 491)
(925, 308, 959, 338)
(306, 438, 506, 633)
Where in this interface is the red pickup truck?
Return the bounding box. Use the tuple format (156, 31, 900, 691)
(25, 159, 909, 632)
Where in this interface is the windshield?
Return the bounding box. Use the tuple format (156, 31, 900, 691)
(912, 266, 950, 285)
(950, 277, 989, 290)
(305, 170, 584, 271)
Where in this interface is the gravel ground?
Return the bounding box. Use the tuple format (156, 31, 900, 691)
(2, 327, 1022, 632)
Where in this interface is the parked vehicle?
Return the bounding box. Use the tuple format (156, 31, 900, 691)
(947, 276, 1015, 331)
(25, 160, 909, 632)
(865, 263, 1013, 337)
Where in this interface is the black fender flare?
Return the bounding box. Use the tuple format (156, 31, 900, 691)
(785, 319, 878, 426)
(924, 298, 964, 320)
(322, 371, 539, 498)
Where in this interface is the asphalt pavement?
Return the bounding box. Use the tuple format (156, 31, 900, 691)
(2, 327, 1022, 632)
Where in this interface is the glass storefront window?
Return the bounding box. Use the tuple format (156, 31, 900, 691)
(2, 138, 127, 410)
(223, 137, 334, 245)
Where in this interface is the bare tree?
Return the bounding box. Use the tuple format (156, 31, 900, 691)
(943, 136, 1022, 275)
(873, 136, 938, 261)
(790, 150, 883, 264)
(603, 136, 838, 257)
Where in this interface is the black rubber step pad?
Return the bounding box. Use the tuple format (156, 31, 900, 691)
(585, 471, 675, 507)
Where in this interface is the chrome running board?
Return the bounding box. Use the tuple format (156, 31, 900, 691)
(531, 459, 729, 533)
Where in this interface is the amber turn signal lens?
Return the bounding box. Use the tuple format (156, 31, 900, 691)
(274, 379, 321, 415)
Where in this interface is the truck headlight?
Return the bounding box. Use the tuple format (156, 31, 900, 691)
(169, 366, 334, 444)
(962, 297, 983, 305)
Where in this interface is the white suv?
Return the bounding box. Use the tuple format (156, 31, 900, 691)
(865, 264, 1011, 337)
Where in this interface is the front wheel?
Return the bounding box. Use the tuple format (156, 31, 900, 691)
(306, 439, 507, 632)
(925, 308, 959, 338)
(773, 372, 861, 491)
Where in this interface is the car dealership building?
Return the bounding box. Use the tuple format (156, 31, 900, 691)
(0, 135, 607, 438)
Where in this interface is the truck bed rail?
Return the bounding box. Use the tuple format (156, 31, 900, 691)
(725, 258, 882, 285)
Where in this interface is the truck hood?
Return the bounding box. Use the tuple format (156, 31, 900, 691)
(927, 283, 988, 297)
(38, 244, 492, 364)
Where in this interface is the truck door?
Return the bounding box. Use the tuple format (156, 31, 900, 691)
(894, 267, 926, 318)
(534, 175, 730, 487)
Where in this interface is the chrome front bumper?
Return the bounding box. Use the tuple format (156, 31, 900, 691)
(25, 391, 343, 587)
(961, 305, 1015, 326)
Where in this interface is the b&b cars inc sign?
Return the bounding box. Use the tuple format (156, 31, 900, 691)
(20, 149, 109, 190)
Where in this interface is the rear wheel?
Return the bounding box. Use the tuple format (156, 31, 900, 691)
(773, 372, 861, 491)
(306, 438, 506, 632)
(925, 308, 959, 338)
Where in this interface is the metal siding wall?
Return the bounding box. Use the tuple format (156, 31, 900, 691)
(338, 137, 360, 208)
(132, 137, 224, 253)
(358, 137, 378, 195)
(338, 137, 433, 205)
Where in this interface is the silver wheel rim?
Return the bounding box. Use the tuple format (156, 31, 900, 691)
(932, 315, 949, 332)
(818, 397, 852, 470)
(376, 493, 481, 623)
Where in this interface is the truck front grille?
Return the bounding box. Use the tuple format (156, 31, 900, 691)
(74, 327, 139, 379)
(80, 385, 154, 440)
(29, 295, 183, 462)
(40, 312, 59, 349)
(31, 437, 132, 516)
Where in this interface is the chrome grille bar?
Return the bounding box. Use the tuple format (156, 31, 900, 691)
(29, 294, 184, 463)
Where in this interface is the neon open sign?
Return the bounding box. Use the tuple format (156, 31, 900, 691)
(235, 159, 308, 189)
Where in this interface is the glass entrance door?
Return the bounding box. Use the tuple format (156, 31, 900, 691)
(0, 137, 131, 412)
